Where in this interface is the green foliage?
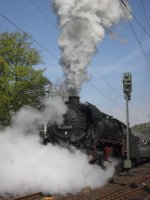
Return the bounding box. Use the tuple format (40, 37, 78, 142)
(0, 32, 52, 127)
(0, 32, 41, 67)
(0, 56, 12, 126)
(11, 66, 51, 111)
(132, 122, 150, 135)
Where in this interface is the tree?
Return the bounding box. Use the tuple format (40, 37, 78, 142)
(0, 56, 12, 126)
(11, 65, 51, 111)
(0, 32, 52, 126)
(0, 32, 41, 67)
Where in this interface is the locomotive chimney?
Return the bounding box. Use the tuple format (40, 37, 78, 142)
(68, 96, 80, 104)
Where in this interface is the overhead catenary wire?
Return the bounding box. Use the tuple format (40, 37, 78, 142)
(89, 82, 121, 107)
(89, 83, 142, 124)
(140, 0, 150, 33)
(119, 0, 150, 67)
(120, 0, 150, 38)
(90, 64, 149, 118)
(0, 12, 62, 64)
(90, 64, 122, 97)
(30, 0, 59, 32)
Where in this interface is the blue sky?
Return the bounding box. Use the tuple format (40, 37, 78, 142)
(0, 0, 150, 126)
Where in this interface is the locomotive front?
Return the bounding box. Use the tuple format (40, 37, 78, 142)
(40, 96, 87, 145)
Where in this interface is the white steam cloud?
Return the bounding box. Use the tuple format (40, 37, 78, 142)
(0, 97, 116, 197)
(52, 0, 131, 95)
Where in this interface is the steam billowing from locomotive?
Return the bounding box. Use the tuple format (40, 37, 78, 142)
(52, 0, 131, 95)
(0, 97, 117, 196)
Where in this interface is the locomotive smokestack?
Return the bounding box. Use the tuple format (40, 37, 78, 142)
(68, 96, 80, 104)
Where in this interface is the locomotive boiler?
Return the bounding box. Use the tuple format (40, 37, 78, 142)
(39, 96, 150, 166)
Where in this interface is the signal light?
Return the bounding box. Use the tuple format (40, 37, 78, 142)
(123, 72, 132, 100)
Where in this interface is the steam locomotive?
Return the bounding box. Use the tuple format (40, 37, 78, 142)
(39, 96, 150, 167)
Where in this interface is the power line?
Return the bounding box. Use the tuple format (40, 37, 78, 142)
(91, 65, 149, 118)
(120, 0, 150, 38)
(0, 11, 60, 63)
(90, 65, 122, 97)
(30, 0, 59, 32)
(90, 82, 119, 106)
(119, 0, 150, 67)
(89, 83, 141, 124)
(140, 0, 150, 33)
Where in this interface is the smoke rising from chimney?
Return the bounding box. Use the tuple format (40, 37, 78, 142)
(52, 0, 131, 95)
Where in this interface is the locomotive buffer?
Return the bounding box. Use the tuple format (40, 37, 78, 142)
(123, 72, 132, 169)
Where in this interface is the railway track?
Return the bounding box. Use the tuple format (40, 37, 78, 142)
(90, 169, 150, 200)
(0, 193, 57, 200)
(94, 183, 150, 200)
(0, 193, 42, 200)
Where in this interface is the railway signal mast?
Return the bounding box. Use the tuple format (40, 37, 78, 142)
(123, 72, 132, 169)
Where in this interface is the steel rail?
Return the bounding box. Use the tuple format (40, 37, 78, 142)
(107, 184, 150, 200)
(95, 184, 129, 200)
(13, 193, 42, 200)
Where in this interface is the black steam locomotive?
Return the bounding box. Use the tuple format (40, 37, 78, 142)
(39, 96, 150, 167)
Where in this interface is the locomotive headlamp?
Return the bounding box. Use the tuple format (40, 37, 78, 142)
(65, 131, 67, 135)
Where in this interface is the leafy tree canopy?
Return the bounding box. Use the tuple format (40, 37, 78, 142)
(0, 32, 52, 127)
(0, 32, 41, 67)
(0, 56, 11, 127)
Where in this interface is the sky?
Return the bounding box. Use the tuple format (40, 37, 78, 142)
(0, 0, 150, 126)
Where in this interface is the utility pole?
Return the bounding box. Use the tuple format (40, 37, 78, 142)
(123, 72, 132, 169)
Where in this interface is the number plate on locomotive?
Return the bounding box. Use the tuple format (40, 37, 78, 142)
(57, 125, 73, 130)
